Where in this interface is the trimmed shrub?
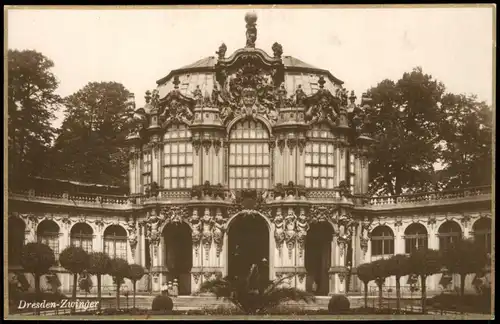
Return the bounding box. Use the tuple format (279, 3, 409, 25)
(151, 295, 173, 314)
(328, 294, 350, 314)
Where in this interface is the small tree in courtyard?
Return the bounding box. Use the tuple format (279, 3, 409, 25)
(386, 254, 411, 313)
(109, 258, 130, 310)
(371, 259, 390, 309)
(409, 248, 442, 314)
(20, 243, 56, 315)
(88, 252, 111, 311)
(356, 263, 374, 309)
(126, 264, 145, 309)
(442, 239, 489, 297)
(59, 246, 90, 314)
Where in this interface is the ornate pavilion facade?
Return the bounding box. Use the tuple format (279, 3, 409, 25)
(8, 13, 492, 297)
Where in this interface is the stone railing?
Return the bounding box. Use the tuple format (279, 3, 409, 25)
(9, 185, 492, 211)
(359, 185, 492, 209)
(8, 189, 131, 209)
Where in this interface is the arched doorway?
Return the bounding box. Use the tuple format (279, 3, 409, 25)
(8, 217, 26, 266)
(305, 222, 334, 295)
(163, 222, 192, 295)
(228, 212, 269, 281)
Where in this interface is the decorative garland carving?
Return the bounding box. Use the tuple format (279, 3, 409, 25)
(277, 139, 286, 154)
(213, 139, 222, 156)
(297, 138, 307, 155)
(192, 138, 202, 155)
(287, 138, 297, 155)
(202, 139, 212, 155)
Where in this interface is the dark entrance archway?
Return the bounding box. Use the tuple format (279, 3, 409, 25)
(228, 212, 269, 281)
(305, 222, 334, 295)
(163, 222, 192, 295)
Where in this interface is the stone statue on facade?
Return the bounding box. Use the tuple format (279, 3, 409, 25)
(273, 208, 285, 248)
(216, 43, 227, 60)
(296, 208, 309, 256)
(272, 42, 283, 59)
(192, 85, 203, 107)
(284, 208, 297, 254)
(190, 209, 202, 250)
(147, 210, 162, 246)
(201, 208, 214, 260)
(212, 209, 226, 257)
(245, 12, 258, 48)
(127, 217, 138, 252)
(295, 85, 307, 107)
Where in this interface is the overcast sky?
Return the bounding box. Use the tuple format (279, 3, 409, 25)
(7, 6, 495, 128)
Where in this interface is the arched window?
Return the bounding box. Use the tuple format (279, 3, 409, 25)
(305, 124, 336, 188)
(103, 225, 127, 260)
(438, 221, 462, 251)
(371, 225, 394, 256)
(70, 223, 94, 253)
(8, 217, 25, 265)
(404, 223, 428, 254)
(473, 218, 491, 254)
(142, 146, 152, 194)
(163, 124, 193, 189)
(229, 120, 270, 190)
(37, 220, 60, 260)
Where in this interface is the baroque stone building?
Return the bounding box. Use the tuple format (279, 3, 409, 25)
(8, 12, 492, 297)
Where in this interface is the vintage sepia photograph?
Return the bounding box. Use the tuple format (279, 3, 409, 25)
(5, 5, 495, 320)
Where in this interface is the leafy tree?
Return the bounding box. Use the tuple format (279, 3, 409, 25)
(88, 252, 111, 311)
(409, 248, 442, 314)
(386, 254, 411, 313)
(51, 82, 135, 186)
(356, 263, 374, 309)
(7, 49, 61, 180)
(197, 267, 315, 315)
(59, 246, 89, 314)
(364, 67, 446, 195)
(442, 239, 489, 297)
(109, 258, 130, 310)
(370, 259, 390, 309)
(126, 264, 145, 309)
(437, 94, 493, 189)
(20, 243, 56, 315)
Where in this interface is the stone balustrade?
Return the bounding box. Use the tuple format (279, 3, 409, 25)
(360, 185, 492, 210)
(9, 185, 492, 211)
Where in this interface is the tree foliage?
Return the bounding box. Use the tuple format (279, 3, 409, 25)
(20, 242, 56, 315)
(88, 252, 111, 311)
(21, 242, 56, 275)
(88, 252, 112, 276)
(364, 67, 492, 195)
(8, 49, 61, 180)
(51, 82, 134, 186)
(127, 264, 145, 309)
(365, 67, 445, 195)
(109, 258, 130, 310)
(442, 239, 489, 296)
(59, 246, 90, 274)
(437, 94, 493, 189)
